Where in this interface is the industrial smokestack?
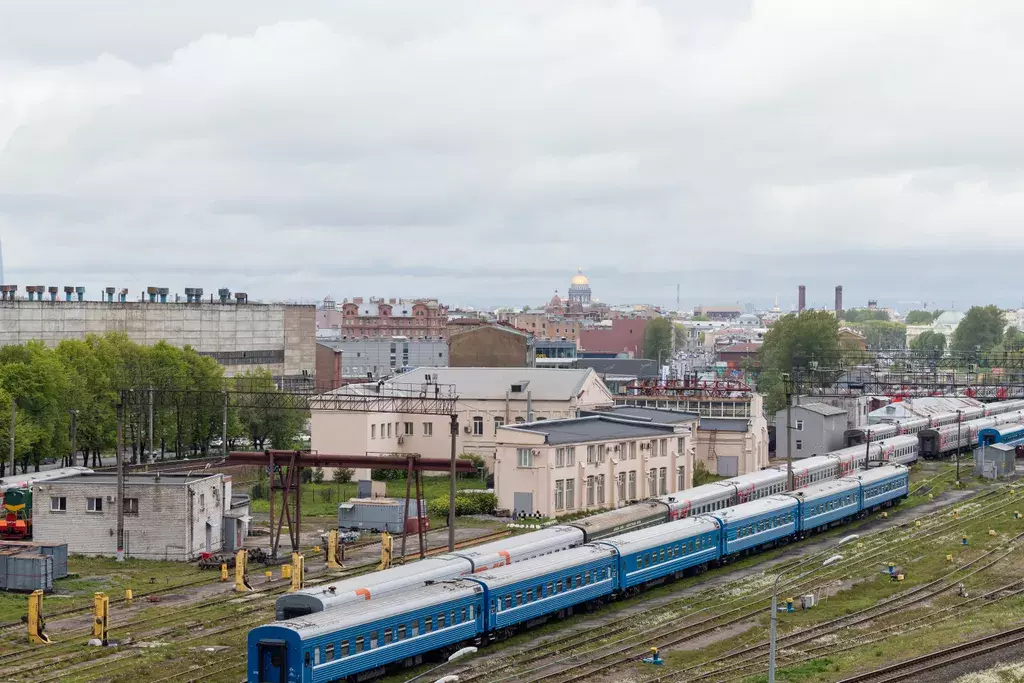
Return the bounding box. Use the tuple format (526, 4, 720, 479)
(835, 285, 843, 315)
(798, 285, 806, 313)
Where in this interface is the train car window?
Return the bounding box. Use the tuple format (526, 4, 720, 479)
(504, 595, 512, 609)
(515, 591, 523, 606)
(438, 614, 447, 628)
(355, 636, 365, 652)
(696, 537, 702, 549)
(305, 652, 311, 668)
(660, 549, 666, 562)
(425, 618, 433, 633)
(576, 573, 583, 585)
(412, 619, 420, 636)
(451, 610, 457, 624)
(556, 579, 563, 592)
(470, 605, 476, 619)
(526, 589, 533, 602)
(370, 631, 378, 649)
(383, 628, 393, 645)
(398, 625, 407, 640)
(338, 641, 347, 658)
(547, 581, 554, 594)
(314, 647, 320, 665)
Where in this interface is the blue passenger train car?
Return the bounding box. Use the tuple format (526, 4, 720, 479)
(597, 516, 721, 589)
(845, 464, 909, 510)
(978, 424, 1024, 448)
(466, 546, 617, 633)
(711, 495, 798, 555)
(786, 478, 860, 534)
(250, 582, 482, 683)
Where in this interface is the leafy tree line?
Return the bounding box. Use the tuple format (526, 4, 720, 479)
(905, 309, 944, 325)
(840, 309, 890, 323)
(0, 332, 307, 477)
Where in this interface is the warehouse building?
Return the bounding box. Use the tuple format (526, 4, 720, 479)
(31, 471, 241, 561)
(0, 290, 315, 382)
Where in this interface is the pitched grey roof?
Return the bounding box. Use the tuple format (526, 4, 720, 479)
(329, 367, 606, 402)
(502, 415, 680, 445)
(796, 402, 848, 417)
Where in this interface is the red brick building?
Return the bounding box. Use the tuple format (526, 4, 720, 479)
(718, 342, 761, 369)
(317, 297, 448, 339)
(579, 318, 650, 358)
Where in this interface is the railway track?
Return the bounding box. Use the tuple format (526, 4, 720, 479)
(457, 487, 1018, 683)
(0, 528, 510, 681)
(834, 624, 1024, 683)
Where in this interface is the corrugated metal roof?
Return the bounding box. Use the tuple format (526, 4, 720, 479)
(599, 516, 720, 551)
(795, 402, 848, 417)
(470, 545, 616, 588)
(503, 415, 679, 444)
(713, 495, 797, 522)
(581, 406, 699, 425)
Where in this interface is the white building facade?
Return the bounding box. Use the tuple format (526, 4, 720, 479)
(31, 472, 231, 560)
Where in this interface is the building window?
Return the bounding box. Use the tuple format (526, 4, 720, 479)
(555, 448, 566, 468)
(629, 442, 637, 460)
(796, 419, 804, 431)
(473, 416, 484, 436)
(199, 493, 206, 511)
(565, 479, 575, 509)
(554, 480, 564, 510)
(597, 475, 605, 505)
(387, 423, 392, 438)
(494, 417, 505, 434)
(50, 497, 67, 512)
(648, 470, 657, 496)
(517, 448, 533, 468)
(587, 445, 596, 464)
(87, 497, 103, 513)
(677, 437, 684, 455)
(660, 439, 668, 457)
(677, 466, 686, 490)
(597, 445, 606, 464)
(586, 476, 595, 506)
(628, 472, 637, 500)
(796, 440, 803, 451)
(566, 447, 576, 467)
(371, 424, 376, 439)
(515, 417, 526, 424)
(423, 422, 433, 437)
(404, 422, 414, 435)
(659, 468, 668, 495)
(124, 498, 139, 514)
(617, 473, 626, 501)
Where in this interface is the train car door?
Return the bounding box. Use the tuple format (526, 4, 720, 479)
(258, 640, 288, 683)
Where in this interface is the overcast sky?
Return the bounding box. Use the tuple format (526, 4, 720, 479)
(2, 1, 1023, 312)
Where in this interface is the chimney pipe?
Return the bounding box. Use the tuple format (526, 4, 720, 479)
(76, 286, 85, 302)
(835, 285, 843, 315)
(234, 292, 248, 304)
(147, 286, 158, 303)
(48, 286, 58, 302)
(798, 285, 806, 313)
(105, 287, 115, 303)
(218, 288, 230, 304)
(119, 288, 128, 303)
(64, 286, 74, 302)
(194, 288, 203, 303)
(158, 287, 169, 303)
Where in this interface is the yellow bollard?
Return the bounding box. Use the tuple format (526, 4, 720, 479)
(92, 592, 109, 645)
(220, 563, 228, 582)
(313, 546, 321, 554)
(881, 512, 888, 519)
(327, 530, 343, 570)
(265, 570, 273, 582)
(1016, 512, 1022, 520)
(124, 588, 133, 603)
(897, 574, 905, 582)
(281, 564, 292, 580)
(27, 590, 51, 645)
(915, 520, 921, 527)
(235, 550, 252, 592)
(946, 554, 953, 562)
(290, 553, 305, 593)
(989, 529, 997, 536)
(928, 493, 933, 501)
(856, 542, 864, 549)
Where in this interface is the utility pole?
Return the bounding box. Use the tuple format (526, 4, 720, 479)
(8, 399, 15, 476)
(956, 409, 962, 485)
(147, 389, 154, 464)
(222, 391, 229, 459)
(116, 393, 125, 562)
(784, 374, 793, 490)
(449, 414, 458, 552)
(69, 410, 78, 468)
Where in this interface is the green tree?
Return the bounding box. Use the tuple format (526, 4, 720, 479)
(234, 368, 307, 451)
(692, 314, 710, 322)
(0, 341, 71, 472)
(854, 321, 906, 350)
(905, 310, 935, 325)
(910, 330, 946, 356)
(951, 305, 1005, 354)
(841, 309, 890, 323)
(757, 311, 841, 415)
(56, 338, 116, 467)
(673, 323, 688, 349)
(643, 318, 673, 363)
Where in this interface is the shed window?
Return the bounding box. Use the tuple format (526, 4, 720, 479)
(124, 498, 139, 514)
(50, 497, 67, 512)
(87, 497, 102, 513)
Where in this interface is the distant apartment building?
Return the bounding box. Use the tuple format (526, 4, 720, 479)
(315, 338, 448, 386)
(511, 312, 581, 343)
(693, 305, 742, 321)
(316, 296, 448, 339)
(449, 323, 535, 368)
